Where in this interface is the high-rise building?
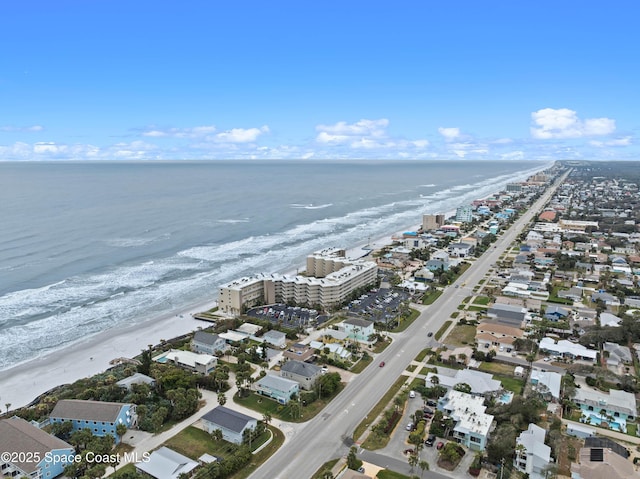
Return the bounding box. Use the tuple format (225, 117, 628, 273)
(455, 205, 473, 223)
(422, 214, 445, 231)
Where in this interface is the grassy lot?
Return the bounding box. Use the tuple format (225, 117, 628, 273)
(231, 426, 285, 479)
(473, 295, 491, 305)
(377, 469, 412, 479)
(372, 338, 392, 353)
(444, 324, 476, 347)
(310, 459, 340, 479)
(556, 433, 582, 476)
(165, 426, 237, 460)
(494, 375, 524, 394)
(434, 321, 452, 340)
(466, 306, 487, 312)
(351, 354, 373, 373)
(478, 362, 516, 376)
(235, 384, 344, 423)
(406, 364, 417, 372)
(392, 308, 420, 332)
(627, 423, 637, 437)
(353, 376, 407, 441)
(109, 463, 137, 478)
(420, 367, 435, 375)
(422, 289, 443, 305)
(414, 348, 431, 362)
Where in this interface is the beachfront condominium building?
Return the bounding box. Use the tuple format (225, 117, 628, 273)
(218, 248, 378, 314)
(455, 205, 473, 223)
(422, 214, 445, 231)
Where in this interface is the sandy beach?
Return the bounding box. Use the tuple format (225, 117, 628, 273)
(0, 210, 453, 410)
(0, 300, 216, 409)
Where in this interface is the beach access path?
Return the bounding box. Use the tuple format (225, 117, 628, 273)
(246, 171, 568, 479)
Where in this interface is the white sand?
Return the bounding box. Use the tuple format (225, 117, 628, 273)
(0, 300, 216, 409)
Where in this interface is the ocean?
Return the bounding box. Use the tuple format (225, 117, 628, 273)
(0, 160, 549, 370)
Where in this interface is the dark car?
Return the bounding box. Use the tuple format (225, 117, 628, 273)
(423, 407, 434, 415)
(436, 441, 445, 450)
(379, 361, 385, 367)
(427, 332, 433, 337)
(425, 434, 436, 446)
(426, 399, 437, 407)
(403, 448, 415, 455)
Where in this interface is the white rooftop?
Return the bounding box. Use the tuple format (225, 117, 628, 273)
(136, 447, 198, 479)
(530, 368, 562, 399)
(440, 390, 494, 437)
(539, 337, 597, 360)
(574, 388, 637, 416)
(156, 350, 217, 367)
(426, 368, 501, 395)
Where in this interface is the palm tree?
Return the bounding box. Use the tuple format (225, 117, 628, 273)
(217, 392, 227, 406)
(262, 412, 272, 427)
(408, 452, 419, 472)
(4, 403, 10, 415)
(115, 423, 127, 444)
(418, 460, 429, 478)
(210, 428, 223, 441)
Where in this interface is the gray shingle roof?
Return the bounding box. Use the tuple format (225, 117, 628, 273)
(201, 406, 256, 433)
(344, 318, 373, 328)
(0, 418, 74, 474)
(192, 331, 220, 346)
(50, 399, 129, 422)
(281, 360, 321, 376)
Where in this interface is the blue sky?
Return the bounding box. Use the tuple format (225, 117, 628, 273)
(1, 1, 638, 160)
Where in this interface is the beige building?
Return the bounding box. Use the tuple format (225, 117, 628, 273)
(218, 249, 378, 314)
(422, 214, 445, 231)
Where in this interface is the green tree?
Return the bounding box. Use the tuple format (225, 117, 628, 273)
(418, 460, 430, 478)
(218, 392, 227, 406)
(115, 423, 127, 444)
(347, 446, 362, 470)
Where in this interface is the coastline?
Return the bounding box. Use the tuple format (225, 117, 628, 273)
(1, 168, 545, 411)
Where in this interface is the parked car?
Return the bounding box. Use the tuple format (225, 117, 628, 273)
(426, 399, 437, 407)
(403, 448, 415, 455)
(436, 441, 445, 450)
(409, 390, 416, 398)
(423, 407, 433, 415)
(406, 422, 415, 431)
(425, 434, 436, 446)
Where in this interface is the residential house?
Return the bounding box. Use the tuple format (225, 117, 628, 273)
(538, 337, 597, 361)
(49, 399, 136, 442)
(116, 373, 156, 391)
(414, 268, 435, 282)
(425, 368, 501, 397)
(448, 242, 474, 258)
(513, 424, 551, 479)
(342, 318, 375, 342)
(591, 292, 621, 308)
(191, 331, 227, 355)
(557, 287, 582, 302)
(566, 423, 596, 439)
(200, 406, 258, 445)
(283, 343, 315, 362)
(280, 360, 322, 390)
(309, 341, 352, 361)
(487, 303, 528, 327)
(603, 342, 633, 370)
(154, 350, 217, 375)
(425, 259, 450, 272)
(437, 390, 494, 451)
(600, 312, 622, 328)
(262, 330, 287, 349)
(574, 388, 637, 433)
(571, 447, 635, 479)
(475, 322, 524, 353)
(135, 447, 198, 479)
(544, 305, 570, 322)
(0, 417, 75, 479)
(255, 375, 299, 404)
(530, 368, 562, 401)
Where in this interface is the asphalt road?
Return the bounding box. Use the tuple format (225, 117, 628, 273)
(248, 171, 567, 479)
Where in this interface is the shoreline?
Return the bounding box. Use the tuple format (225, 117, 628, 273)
(1, 168, 545, 410)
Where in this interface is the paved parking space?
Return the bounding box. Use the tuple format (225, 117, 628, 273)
(345, 287, 411, 325)
(247, 304, 328, 328)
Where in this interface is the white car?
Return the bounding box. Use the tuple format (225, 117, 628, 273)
(409, 390, 416, 398)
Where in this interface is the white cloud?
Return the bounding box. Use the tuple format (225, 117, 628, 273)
(530, 108, 616, 139)
(0, 125, 44, 132)
(491, 138, 513, 144)
(214, 126, 269, 143)
(438, 127, 461, 140)
(589, 136, 632, 147)
(316, 119, 389, 142)
(141, 125, 217, 138)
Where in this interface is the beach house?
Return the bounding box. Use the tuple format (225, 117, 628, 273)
(342, 318, 375, 342)
(280, 360, 322, 390)
(154, 349, 217, 375)
(437, 390, 494, 451)
(514, 424, 551, 479)
(135, 447, 198, 479)
(49, 399, 136, 442)
(116, 372, 156, 391)
(200, 406, 258, 445)
(574, 388, 637, 433)
(191, 331, 227, 355)
(262, 330, 287, 349)
(255, 374, 299, 404)
(0, 417, 75, 479)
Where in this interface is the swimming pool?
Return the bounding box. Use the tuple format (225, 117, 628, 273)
(497, 391, 514, 404)
(581, 413, 625, 433)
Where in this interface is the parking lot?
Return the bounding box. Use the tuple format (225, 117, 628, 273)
(247, 304, 329, 328)
(345, 287, 411, 326)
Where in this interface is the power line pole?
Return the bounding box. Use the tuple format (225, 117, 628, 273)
(500, 457, 505, 479)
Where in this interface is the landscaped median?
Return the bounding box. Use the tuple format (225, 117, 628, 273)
(434, 320, 452, 340)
